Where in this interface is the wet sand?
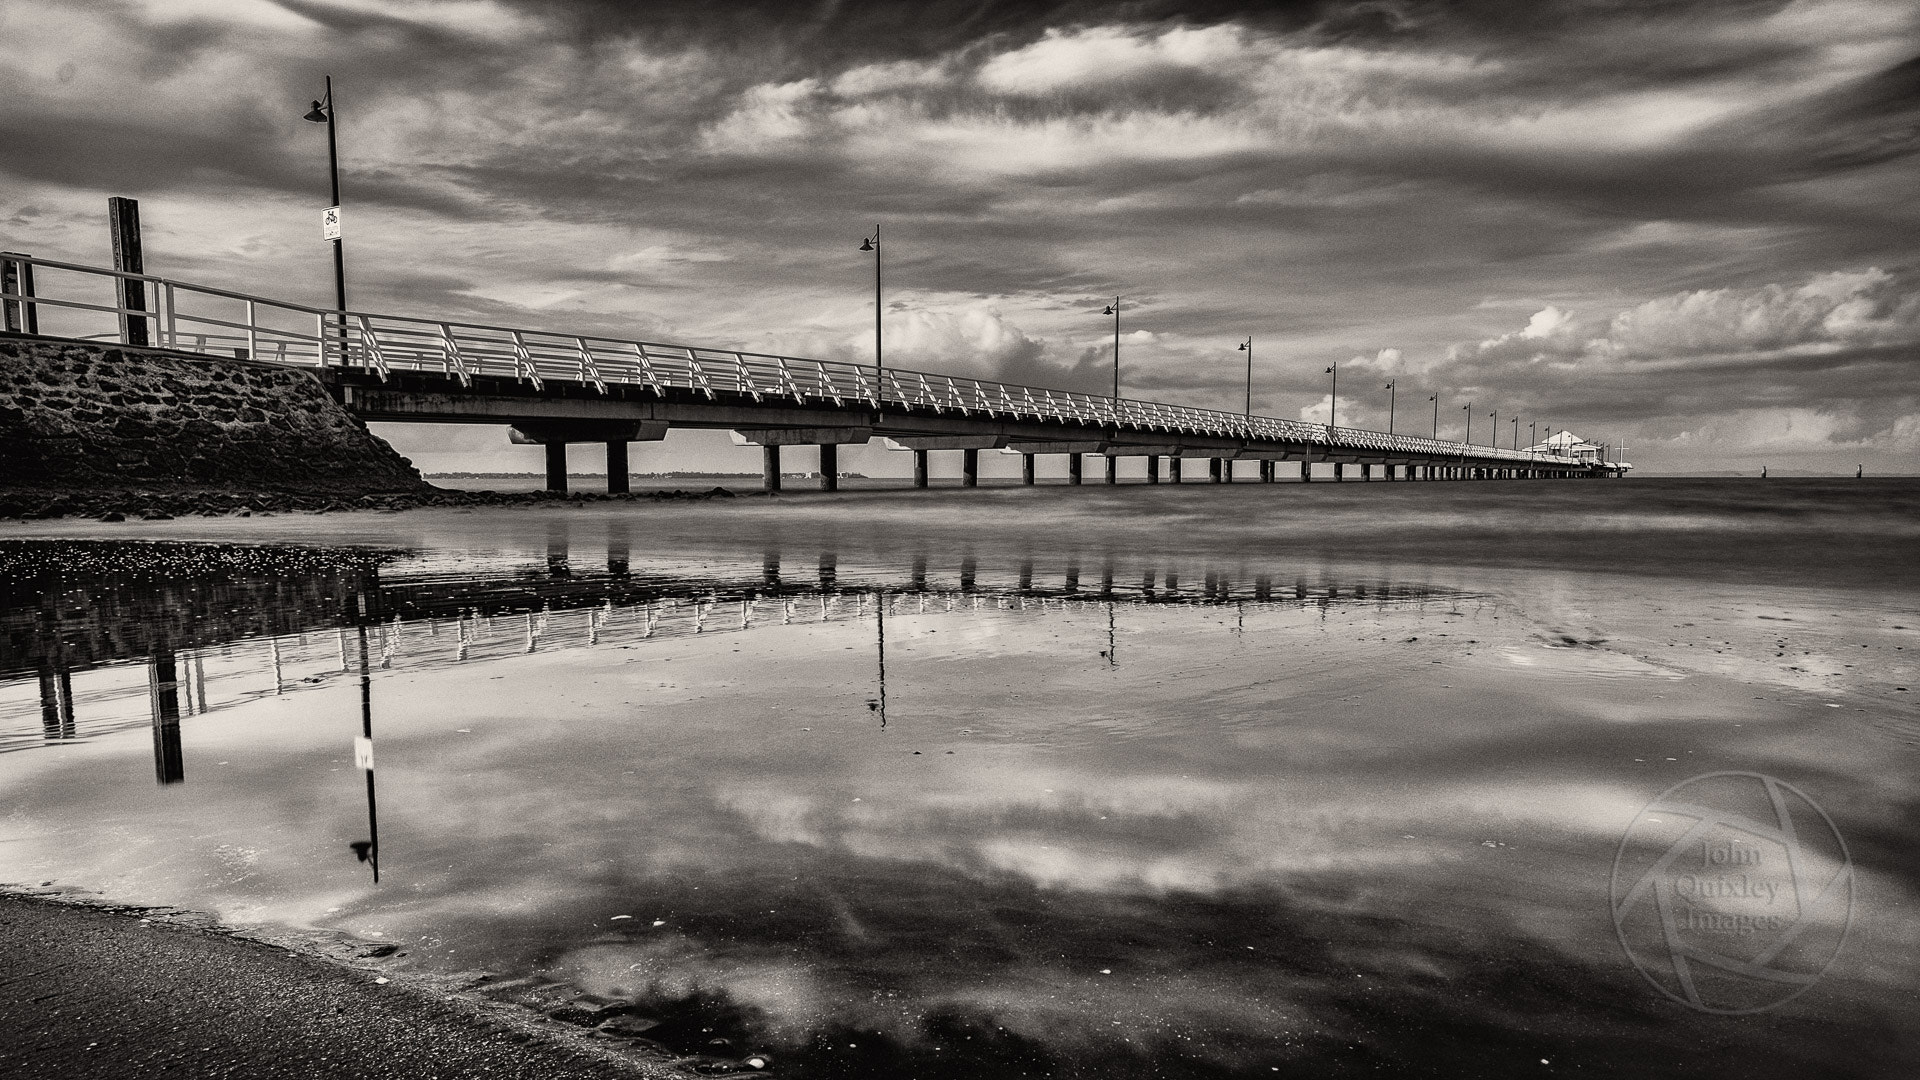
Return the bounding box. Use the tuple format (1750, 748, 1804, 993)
(4, 478, 1917, 1078)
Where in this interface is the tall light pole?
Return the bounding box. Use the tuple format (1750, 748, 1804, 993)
(859, 225, 881, 375)
(1385, 379, 1396, 437)
(1325, 364, 1338, 428)
(1463, 402, 1472, 445)
(303, 76, 347, 349)
(1101, 298, 1120, 399)
(1238, 337, 1253, 414)
(1430, 393, 1439, 439)
(1511, 416, 1519, 451)
(1488, 410, 1497, 447)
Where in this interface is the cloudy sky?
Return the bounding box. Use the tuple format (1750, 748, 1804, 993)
(2, 0, 1917, 475)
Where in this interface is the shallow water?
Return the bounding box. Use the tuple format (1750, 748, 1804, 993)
(3, 479, 1917, 1077)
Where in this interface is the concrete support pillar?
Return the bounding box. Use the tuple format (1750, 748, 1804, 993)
(1333, 462, 1345, 481)
(545, 442, 568, 493)
(962, 448, 979, 487)
(819, 443, 838, 491)
(1261, 460, 1275, 483)
(1069, 454, 1083, 485)
(762, 444, 782, 491)
(605, 441, 628, 494)
(1105, 455, 1119, 484)
(1022, 453, 1036, 485)
(1169, 457, 1183, 483)
(1361, 463, 1372, 481)
(1301, 460, 1312, 482)
(1147, 455, 1161, 484)
(914, 449, 929, 488)
(1210, 458, 1223, 483)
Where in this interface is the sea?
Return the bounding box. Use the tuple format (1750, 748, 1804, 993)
(3, 477, 1916, 1078)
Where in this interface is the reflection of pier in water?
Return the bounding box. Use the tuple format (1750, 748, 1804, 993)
(4, 539, 1480, 772)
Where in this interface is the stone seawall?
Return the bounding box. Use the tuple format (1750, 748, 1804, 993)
(0, 335, 428, 496)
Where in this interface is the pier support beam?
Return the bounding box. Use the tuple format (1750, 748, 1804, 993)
(605, 441, 628, 494)
(1301, 460, 1312, 482)
(818, 443, 838, 491)
(1210, 458, 1224, 483)
(914, 449, 929, 488)
(1022, 453, 1036, 485)
(1361, 463, 1371, 481)
(962, 448, 979, 487)
(1147, 455, 1160, 484)
(1333, 462, 1345, 481)
(545, 442, 567, 493)
(1169, 457, 1183, 483)
(762, 445, 782, 491)
(1105, 455, 1119, 484)
(1069, 454, 1083, 485)
(1260, 460, 1274, 483)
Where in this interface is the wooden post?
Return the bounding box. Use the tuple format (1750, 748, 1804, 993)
(819, 443, 838, 491)
(1210, 457, 1223, 483)
(1104, 455, 1118, 484)
(545, 442, 568, 493)
(1022, 453, 1036, 485)
(1069, 454, 1083, 485)
(606, 441, 629, 494)
(962, 448, 978, 487)
(1169, 457, 1182, 483)
(914, 448, 929, 488)
(1147, 455, 1160, 484)
(1, 253, 38, 334)
(1300, 460, 1312, 482)
(109, 197, 148, 346)
(1334, 462, 1344, 481)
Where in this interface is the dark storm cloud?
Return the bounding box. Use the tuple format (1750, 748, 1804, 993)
(1, 0, 1916, 468)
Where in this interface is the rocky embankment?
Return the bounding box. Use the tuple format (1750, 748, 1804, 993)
(0, 335, 748, 519)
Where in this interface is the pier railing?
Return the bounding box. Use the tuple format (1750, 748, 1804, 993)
(1, 253, 1575, 464)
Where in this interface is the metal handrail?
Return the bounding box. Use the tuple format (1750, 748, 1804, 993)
(0, 252, 1598, 465)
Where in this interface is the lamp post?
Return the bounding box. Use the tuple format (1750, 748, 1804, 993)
(303, 76, 347, 353)
(1238, 337, 1253, 415)
(1463, 402, 1472, 445)
(1385, 379, 1396, 437)
(1430, 393, 1439, 439)
(1511, 416, 1519, 451)
(859, 225, 881, 376)
(1101, 298, 1120, 399)
(1324, 364, 1337, 428)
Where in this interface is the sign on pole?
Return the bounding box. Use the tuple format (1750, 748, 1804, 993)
(321, 205, 342, 241)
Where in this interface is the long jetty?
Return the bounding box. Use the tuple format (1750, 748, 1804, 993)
(2, 253, 1631, 491)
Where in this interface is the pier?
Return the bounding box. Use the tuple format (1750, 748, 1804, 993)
(2, 253, 1632, 490)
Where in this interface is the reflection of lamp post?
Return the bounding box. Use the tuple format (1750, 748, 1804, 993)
(859, 225, 881, 376)
(1385, 380, 1396, 437)
(303, 77, 347, 353)
(1237, 337, 1253, 415)
(1100, 298, 1121, 399)
(1324, 364, 1337, 428)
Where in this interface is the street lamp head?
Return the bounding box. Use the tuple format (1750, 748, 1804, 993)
(304, 100, 329, 123)
(1102, 305, 1115, 316)
(859, 237, 874, 251)
(1238, 340, 1247, 351)
(1325, 366, 1334, 374)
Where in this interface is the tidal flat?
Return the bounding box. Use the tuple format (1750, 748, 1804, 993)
(4, 478, 1917, 1078)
